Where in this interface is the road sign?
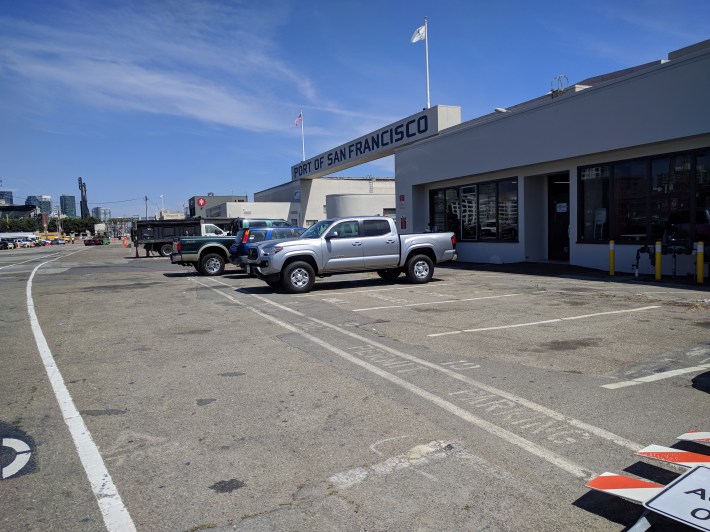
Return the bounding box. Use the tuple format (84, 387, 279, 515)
(644, 465, 710, 531)
(197, 197, 206, 207)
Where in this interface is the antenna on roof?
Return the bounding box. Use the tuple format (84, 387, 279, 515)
(550, 75, 569, 98)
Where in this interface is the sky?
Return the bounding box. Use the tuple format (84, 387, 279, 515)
(1, 0, 708, 218)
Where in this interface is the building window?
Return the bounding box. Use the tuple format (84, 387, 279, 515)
(429, 178, 518, 241)
(613, 160, 648, 241)
(578, 148, 709, 244)
(460, 186, 477, 240)
(579, 166, 610, 241)
(498, 180, 518, 241)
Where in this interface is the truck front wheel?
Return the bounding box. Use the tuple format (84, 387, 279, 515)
(405, 254, 433, 283)
(200, 253, 225, 276)
(282, 261, 315, 293)
(159, 243, 173, 257)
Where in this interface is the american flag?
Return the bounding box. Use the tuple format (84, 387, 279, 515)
(294, 113, 302, 126)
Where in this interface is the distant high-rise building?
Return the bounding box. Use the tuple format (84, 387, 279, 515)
(39, 195, 52, 214)
(25, 195, 40, 208)
(60, 195, 77, 217)
(0, 191, 13, 204)
(26, 195, 51, 214)
(91, 207, 111, 221)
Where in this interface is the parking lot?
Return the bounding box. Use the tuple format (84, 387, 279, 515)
(1, 245, 708, 531)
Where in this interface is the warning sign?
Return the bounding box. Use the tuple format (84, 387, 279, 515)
(644, 465, 710, 530)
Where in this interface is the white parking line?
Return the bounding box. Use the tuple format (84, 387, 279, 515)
(26, 253, 136, 532)
(300, 283, 452, 297)
(195, 279, 649, 476)
(195, 278, 594, 479)
(428, 306, 661, 337)
(0, 251, 63, 269)
(353, 293, 520, 312)
(601, 364, 710, 389)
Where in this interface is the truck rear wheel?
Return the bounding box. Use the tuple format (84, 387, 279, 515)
(200, 253, 225, 276)
(282, 261, 315, 293)
(405, 254, 433, 283)
(159, 243, 173, 257)
(377, 268, 401, 281)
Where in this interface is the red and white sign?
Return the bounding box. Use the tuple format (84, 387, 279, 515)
(636, 445, 710, 468)
(586, 473, 664, 504)
(197, 197, 206, 207)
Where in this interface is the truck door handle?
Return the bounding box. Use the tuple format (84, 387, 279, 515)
(385, 239, 396, 244)
(352, 241, 362, 246)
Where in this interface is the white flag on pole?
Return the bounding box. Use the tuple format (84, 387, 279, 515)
(411, 24, 426, 43)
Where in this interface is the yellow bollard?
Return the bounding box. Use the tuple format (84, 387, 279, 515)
(698, 241, 705, 284)
(609, 240, 615, 276)
(655, 241, 662, 280)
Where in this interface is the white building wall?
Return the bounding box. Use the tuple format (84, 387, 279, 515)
(326, 194, 395, 218)
(217, 202, 292, 220)
(254, 178, 395, 226)
(393, 44, 710, 274)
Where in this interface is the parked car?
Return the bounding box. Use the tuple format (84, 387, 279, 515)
(84, 236, 108, 246)
(50, 238, 67, 245)
(0, 240, 9, 250)
(250, 216, 457, 293)
(0, 239, 15, 249)
(229, 226, 305, 274)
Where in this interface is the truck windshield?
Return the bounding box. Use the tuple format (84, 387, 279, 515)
(300, 220, 332, 239)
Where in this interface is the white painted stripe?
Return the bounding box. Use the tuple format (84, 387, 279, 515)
(26, 256, 136, 531)
(198, 278, 593, 479)
(0, 251, 63, 270)
(203, 279, 646, 477)
(602, 364, 710, 389)
(301, 283, 452, 297)
(429, 306, 661, 337)
(352, 293, 520, 312)
(210, 279, 644, 452)
(329, 440, 451, 488)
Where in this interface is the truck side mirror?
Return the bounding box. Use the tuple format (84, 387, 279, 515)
(325, 231, 338, 240)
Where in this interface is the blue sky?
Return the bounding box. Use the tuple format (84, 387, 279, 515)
(1, 0, 708, 217)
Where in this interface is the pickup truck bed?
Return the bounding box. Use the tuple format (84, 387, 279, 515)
(171, 236, 236, 275)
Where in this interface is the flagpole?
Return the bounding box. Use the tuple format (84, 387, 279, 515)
(300, 109, 305, 161)
(424, 17, 430, 109)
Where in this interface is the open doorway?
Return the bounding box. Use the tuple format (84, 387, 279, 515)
(548, 173, 570, 261)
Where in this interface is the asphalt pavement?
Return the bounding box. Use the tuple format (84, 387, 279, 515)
(1, 245, 708, 531)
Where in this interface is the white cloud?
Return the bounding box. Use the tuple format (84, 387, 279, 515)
(0, 1, 323, 132)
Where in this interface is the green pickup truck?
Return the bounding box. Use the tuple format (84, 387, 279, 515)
(170, 218, 292, 275)
(171, 235, 235, 275)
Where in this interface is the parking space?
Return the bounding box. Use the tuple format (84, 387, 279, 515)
(4, 247, 709, 531)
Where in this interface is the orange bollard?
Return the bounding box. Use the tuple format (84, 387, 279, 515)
(609, 240, 615, 276)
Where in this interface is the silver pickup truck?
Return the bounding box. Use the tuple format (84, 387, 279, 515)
(249, 216, 457, 293)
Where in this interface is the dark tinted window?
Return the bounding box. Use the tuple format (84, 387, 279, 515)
(248, 230, 267, 242)
(363, 219, 391, 236)
(272, 228, 300, 239)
